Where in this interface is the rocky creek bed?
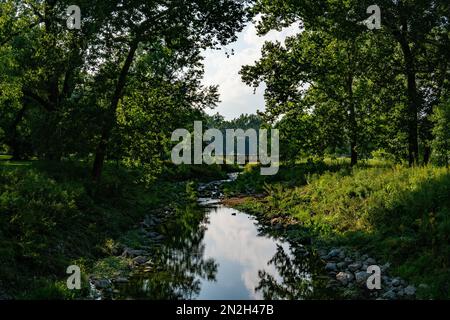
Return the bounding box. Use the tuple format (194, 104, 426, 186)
(88, 174, 420, 300)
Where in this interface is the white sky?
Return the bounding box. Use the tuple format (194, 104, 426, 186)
(202, 20, 300, 120)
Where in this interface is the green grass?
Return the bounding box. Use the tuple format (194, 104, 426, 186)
(227, 162, 450, 299)
(0, 158, 225, 298)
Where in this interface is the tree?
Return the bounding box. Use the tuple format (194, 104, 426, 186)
(242, 0, 450, 165)
(432, 100, 450, 167)
(90, 0, 252, 181)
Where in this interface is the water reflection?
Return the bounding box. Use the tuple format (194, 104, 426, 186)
(115, 205, 218, 299)
(256, 245, 333, 300)
(196, 205, 291, 300)
(115, 203, 328, 300)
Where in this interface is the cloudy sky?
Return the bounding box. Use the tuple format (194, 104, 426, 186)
(202, 20, 300, 120)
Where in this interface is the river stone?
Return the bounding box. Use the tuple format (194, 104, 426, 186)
(382, 290, 397, 300)
(328, 249, 341, 258)
(381, 262, 391, 272)
(404, 285, 416, 296)
(336, 272, 354, 286)
(348, 262, 362, 272)
(365, 257, 376, 265)
(355, 271, 370, 286)
(391, 278, 401, 287)
(337, 262, 347, 270)
(94, 279, 110, 289)
(113, 277, 129, 284)
(122, 248, 148, 258)
(325, 262, 338, 272)
(132, 256, 148, 265)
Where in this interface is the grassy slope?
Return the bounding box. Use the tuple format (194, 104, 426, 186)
(0, 158, 229, 298)
(225, 161, 450, 299)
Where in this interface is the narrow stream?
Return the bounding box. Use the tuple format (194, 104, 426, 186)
(111, 176, 332, 300)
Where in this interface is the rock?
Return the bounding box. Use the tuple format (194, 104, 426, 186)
(336, 272, 354, 286)
(361, 254, 369, 261)
(147, 232, 164, 241)
(348, 262, 362, 272)
(344, 257, 353, 264)
(396, 289, 404, 297)
(404, 285, 416, 297)
(337, 262, 347, 270)
(325, 262, 337, 272)
(382, 276, 391, 285)
(318, 249, 328, 258)
(132, 256, 148, 265)
(382, 290, 397, 300)
(355, 271, 370, 286)
(381, 262, 391, 272)
(328, 249, 341, 258)
(122, 248, 147, 258)
(94, 279, 110, 289)
(391, 278, 401, 287)
(365, 258, 376, 265)
(113, 277, 129, 284)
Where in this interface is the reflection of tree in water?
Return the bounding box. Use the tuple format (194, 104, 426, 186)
(256, 245, 332, 300)
(117, 205, 218, 299)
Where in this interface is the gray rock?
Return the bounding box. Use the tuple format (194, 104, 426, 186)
(404, 285, 416, 296)
(132, 256, 148, 265)
(328, 249, 341, 258)
(122, 248, 147, 258)
(361, 254, 369, 261)
(382, 275, 391, 284)
(381, 262, 391, 272)
(344, 257, 353, 264)
(336, 272, 354, 286)
(365, 258, 376, 265)
(382, 290, 397, 300)
(113, 277, 129, 284)
(318, 249, 328, 259)
(348, 262, 362, 272)
(325, 262, 337, 272)
(355, 271, 370, 286)
(337, 262, 347, 270)
(391, 278, 401, 287)
(94, 279, 110, 289)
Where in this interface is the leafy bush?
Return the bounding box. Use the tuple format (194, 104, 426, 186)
(236, 164, 450, 298)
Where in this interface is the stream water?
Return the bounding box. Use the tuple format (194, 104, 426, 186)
(111, 176, 332, 300)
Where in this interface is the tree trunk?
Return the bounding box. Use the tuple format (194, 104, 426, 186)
(8, 104, 27, 160)
(92, 40, 139, 182)
(423, 145, 431, 165)
(347, 74, 358, 166)
(396, 20, 419, 167)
